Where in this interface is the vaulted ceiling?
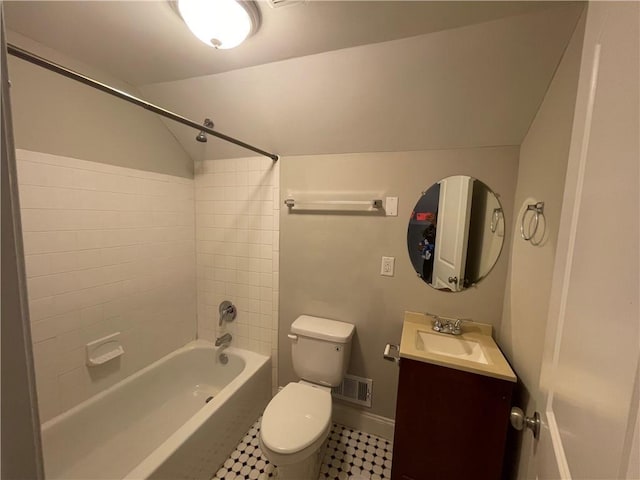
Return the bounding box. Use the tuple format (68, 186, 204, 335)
(4, 1, 584, 159)
(5, 1, 577, 86)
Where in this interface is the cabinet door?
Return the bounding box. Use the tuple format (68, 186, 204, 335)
(391, 359, 513, 480)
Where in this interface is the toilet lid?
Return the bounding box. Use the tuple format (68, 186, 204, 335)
(261, 383, 331, 454)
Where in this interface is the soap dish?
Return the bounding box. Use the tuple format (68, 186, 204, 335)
(86, 332, 124, 366)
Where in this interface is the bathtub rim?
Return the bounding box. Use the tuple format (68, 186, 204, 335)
(124, 342, 270, 479)
(40, 340, 270, 479)
(41, 340, 260, 430)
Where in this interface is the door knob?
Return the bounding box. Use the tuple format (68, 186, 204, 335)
(510, 407, 540, 439)
(448, 276, 458, 284)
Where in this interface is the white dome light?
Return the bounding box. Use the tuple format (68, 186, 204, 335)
(177, 0, 258, 50)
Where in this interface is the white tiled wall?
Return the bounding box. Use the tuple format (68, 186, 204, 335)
(16, 150, 197, 421)
(194, 157, 279, 392)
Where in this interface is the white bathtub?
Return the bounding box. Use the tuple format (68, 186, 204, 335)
(41, 341, 271, 479)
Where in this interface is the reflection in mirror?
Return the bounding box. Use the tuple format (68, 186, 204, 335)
(407, 176, 504, 292)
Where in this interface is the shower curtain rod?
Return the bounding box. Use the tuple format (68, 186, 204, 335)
(6, 43, 279, 162)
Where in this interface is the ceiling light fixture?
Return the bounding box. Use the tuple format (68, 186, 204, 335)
(176, 0, 260, 50)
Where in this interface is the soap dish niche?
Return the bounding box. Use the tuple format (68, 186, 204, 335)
(86, 332, 124, 367)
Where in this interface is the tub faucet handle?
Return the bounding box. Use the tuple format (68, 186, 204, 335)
(218, 301, 237, 326)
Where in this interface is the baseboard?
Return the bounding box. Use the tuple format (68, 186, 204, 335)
(332, 402, 395, 442)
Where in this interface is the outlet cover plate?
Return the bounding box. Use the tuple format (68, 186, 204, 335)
(381, 256, 395, 276)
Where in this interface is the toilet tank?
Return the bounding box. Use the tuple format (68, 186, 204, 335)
(290, 315, 355, 387)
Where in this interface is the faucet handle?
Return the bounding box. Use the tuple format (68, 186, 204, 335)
(428, 314, 444, 332)
(451, 317, 473, 335)
(426, 312, 472, 334)
(425, 312, 445, 332)
(218, 300, 237, 326)
(453, 317, 473, 327)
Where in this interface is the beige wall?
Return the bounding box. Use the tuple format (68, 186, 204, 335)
(1, 14, 44, 476)
(498, 10, 586, 479)
(279, 147, 519, 419)
(6, 32, 193, 178)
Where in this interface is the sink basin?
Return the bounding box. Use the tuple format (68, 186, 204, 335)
(399, 312, 516, 381)
(415, 330, 489, 364)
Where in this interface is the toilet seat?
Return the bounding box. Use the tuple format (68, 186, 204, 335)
(260, 382, 332, 455)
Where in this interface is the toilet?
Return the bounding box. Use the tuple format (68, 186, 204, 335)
(259, 315, 355, 479)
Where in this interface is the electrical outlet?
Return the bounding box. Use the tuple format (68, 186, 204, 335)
(381, 256, 395, 276)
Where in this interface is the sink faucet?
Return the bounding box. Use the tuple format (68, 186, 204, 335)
(215, 333, 232, 347)
(427, 313, 472, 336)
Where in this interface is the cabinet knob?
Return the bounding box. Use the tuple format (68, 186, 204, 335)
(510, 407, 540, 439)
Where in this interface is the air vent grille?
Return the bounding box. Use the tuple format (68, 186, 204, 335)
(331, 374, 372, 407)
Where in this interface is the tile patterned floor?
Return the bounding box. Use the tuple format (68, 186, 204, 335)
(212, 418, 393, 480)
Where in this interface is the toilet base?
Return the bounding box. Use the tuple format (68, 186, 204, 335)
(272, 438, 327, 480)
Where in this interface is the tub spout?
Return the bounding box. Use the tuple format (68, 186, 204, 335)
(215, 333, 232, 347)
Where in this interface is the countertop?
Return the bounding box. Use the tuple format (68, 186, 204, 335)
(399, 311, 516, 382)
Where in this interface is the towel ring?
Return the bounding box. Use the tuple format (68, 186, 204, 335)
(521, 202, 545, 244)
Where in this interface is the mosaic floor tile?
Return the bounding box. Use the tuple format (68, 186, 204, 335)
(212, 418, 392, 480)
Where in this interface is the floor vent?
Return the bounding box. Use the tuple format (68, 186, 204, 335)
(332, 374, 372, 408)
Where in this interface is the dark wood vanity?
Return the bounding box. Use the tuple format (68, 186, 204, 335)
(391, 358, 514, 480)
(391, 312, 516, 480)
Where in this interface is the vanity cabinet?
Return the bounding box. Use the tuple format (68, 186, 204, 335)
(391, 357, 514, 480)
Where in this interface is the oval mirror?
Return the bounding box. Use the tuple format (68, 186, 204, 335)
(407, 175, 504, 292)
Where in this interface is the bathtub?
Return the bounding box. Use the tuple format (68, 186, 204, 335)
(41, 341, 271, 479)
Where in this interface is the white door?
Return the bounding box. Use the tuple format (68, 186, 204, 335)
(431, 175, 473, 291)
(535, 3, 639, 478)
